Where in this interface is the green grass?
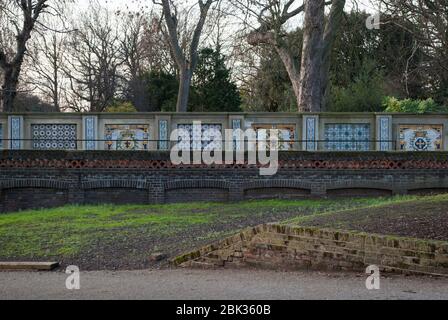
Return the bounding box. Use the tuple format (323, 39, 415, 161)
(0, 195, 440, 264)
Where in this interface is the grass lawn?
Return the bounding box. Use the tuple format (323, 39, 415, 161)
(0, 194, 446, 270)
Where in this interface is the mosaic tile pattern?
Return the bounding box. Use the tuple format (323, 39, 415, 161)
(305, 117, 317, 151)
(378, 117, 392, 151)
(177, 124, 223, 151)
(158, 120, 169, 150)
(32, 124, 77, 150)
(325, 124, 371, 151)
(399, 125, 443, 151)
(9, 116, 23, 150)
(105, 124, 150, 151)
(84, 116, 97, 150)
(253, 125, 296, 151)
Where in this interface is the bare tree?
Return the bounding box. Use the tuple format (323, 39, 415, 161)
(120, 12, 174, 111)
(0, 0, 52, 112)
(28, 32, 67, 111)
(379, 0, 448, 103)
(154, 0, 218, 112)
(64, 2, 124, 112)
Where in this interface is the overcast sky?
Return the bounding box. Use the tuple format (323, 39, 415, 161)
(74, 0, 376, 12)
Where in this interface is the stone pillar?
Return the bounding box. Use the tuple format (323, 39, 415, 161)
(302, 115, 319, 151)
(376, 115, 393, 151)
(82, 116, 98, 150)
(8, 116, 24, 150)
(156, 116, 171, 151)
(229, 116, 245, 151)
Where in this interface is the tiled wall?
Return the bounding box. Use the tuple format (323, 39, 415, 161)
(324, 123, 371, 151)
(1, 113, 447, 151)
(104, 124, 150, 151)
(31, 124, 77, 150)
(399, 125, 443, 151)
(177, 123, 223, 150)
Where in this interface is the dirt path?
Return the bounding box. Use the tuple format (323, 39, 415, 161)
(1, 269, 447, 300)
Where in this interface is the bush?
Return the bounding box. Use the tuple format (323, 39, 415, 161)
(328, 60, 385, 112)
(383, 97, 447, 113)
(105, 102, 138, 113)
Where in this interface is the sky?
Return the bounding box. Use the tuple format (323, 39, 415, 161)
(74, 0, 377, 12)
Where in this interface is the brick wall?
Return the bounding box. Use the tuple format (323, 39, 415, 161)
(174, 224, 448, 276)
(1, 150, 448, 212)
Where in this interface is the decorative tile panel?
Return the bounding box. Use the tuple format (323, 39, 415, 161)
(325, 124, 371, 151)
(232, 119, 242, 151)
(399, 125, 443, 151)
(84, 116, 97, 150)
(8, 116, 23, 150)
(253, 125, 296, 151)
(32, 124, 77, 150)
(158, 120, 169, 150)
(177, 124, 223, 151)
(304, 116, 318, 151)
(105, 124, 150, 151)
(378, 116, 392, 151)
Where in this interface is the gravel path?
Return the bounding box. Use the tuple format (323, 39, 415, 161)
(1, 269, 447, 300)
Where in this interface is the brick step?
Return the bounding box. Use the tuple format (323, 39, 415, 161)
(189, 261, 217, 269)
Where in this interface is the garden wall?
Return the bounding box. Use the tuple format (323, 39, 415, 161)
(1, 150, 448, 212)
(2, 112, 448, 151)
(174, 224, 448, 276)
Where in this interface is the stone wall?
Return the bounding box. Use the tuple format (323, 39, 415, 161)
(2, 112, 448, 151)
(174, 224, 448, 276)
(1, 150, 448, 212)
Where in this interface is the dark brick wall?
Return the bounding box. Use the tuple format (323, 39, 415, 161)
(84, 188, 149, 205)
(244, 188, 311, 200)
(165, 188, 229, 203)
(0, 188, 68, 212)
(326, 188, 393, 197)
(1, 150, 448, 213)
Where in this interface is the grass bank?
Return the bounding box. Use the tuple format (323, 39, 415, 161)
(0, 195, 444, 270)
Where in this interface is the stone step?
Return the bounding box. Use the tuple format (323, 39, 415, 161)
(0, 262, 59, 271)
(189, 261, 218, 270)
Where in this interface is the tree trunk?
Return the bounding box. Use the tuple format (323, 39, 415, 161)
(275, 47, 302, 111)
(298, 0, 325, 112)
(320, 0, 346, 111)
(1, 67, 19, 112)
(177, 68, 192, 112)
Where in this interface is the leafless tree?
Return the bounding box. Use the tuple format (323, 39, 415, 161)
(0, 0, 56, 112)
(153, 0, 218, 112)
(379, 0, 448, 103)
(120, 11, 174, 111)
(64, 1, 124, 112)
